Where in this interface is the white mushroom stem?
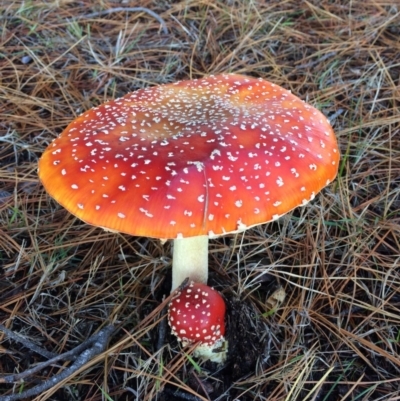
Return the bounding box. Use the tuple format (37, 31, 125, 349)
(171, 235, 209, 291)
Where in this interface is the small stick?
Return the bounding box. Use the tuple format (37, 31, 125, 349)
(0, 325, 115, 401)
(0, 323, 57, 360)
(156, 302, 168, 352)
(163, 387, 203, 401)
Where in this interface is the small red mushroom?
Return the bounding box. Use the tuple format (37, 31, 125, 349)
(168, 281, 227, 362)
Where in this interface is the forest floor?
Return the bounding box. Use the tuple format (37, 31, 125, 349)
(1, 1, 400, 400)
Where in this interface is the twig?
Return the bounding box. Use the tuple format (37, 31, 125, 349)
(164, 387, 203, 401)
(0, 325, 115, 401)
(78, 7, 168, 34)
(156, 302, 168, 352)
(0, 325, 114, 383)
(0, 323, 57, 360)
(328, 108, 344, 124)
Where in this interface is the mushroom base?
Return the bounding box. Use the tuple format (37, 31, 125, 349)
(183, 337, 228, 364)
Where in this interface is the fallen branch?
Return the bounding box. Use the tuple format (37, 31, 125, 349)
(0, 325, 115, 401)
(0, 323, 57, 360)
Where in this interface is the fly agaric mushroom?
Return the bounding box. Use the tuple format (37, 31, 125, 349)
(38, 74, 339, 361)
(168, 281, 226, 362)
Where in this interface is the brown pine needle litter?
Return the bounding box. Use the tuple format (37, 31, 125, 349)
(1, 1, 400, 400)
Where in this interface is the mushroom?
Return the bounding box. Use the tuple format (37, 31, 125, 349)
(38, 74, 339, 360)
(168, 281, 226, 362)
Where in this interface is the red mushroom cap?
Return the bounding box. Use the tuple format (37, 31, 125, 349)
(38, 74, 339, 238)
(168, 281, 226, 346)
